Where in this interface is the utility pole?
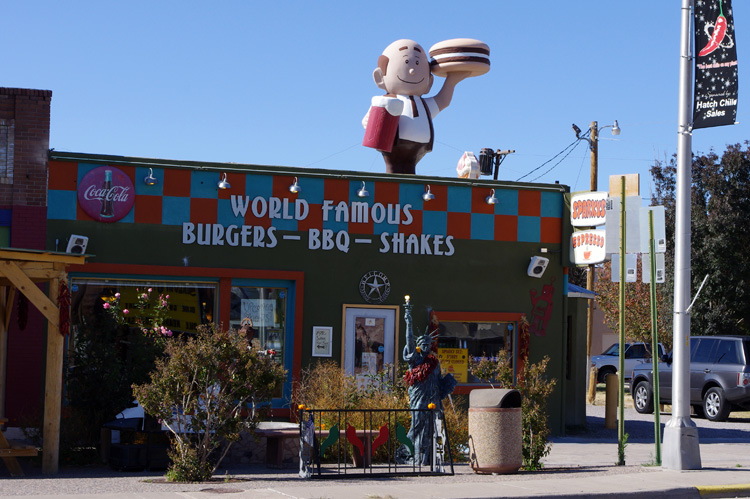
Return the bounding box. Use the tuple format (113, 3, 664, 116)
(586, 121, 598, 403)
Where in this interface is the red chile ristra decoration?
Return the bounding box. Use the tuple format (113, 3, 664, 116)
(698, 0, 728, 57)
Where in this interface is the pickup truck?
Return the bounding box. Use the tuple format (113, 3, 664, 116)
(592, 342, 666, 383)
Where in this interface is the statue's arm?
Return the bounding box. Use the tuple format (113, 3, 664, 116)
(403, 301, 415, 361)
(432, 71, 471, 112)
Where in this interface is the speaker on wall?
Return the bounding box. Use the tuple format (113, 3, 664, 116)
(66, 235, 88, 254)
(527, 256, 549, 278)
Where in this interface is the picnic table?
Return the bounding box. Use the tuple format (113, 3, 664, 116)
(0, 418, 38, 476)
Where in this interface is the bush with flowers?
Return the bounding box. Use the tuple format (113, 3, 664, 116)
(104, 287, 173, 347)
(58, 289, 171, 462)
(133, 323, 286, 482)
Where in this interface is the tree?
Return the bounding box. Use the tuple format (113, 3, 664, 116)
(595, 257, 672, 352)
(651, 142, 750, 336)
(132, 323, 286, 482)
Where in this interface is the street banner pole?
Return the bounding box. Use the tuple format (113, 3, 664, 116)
(663, 0, 701, 470)
(617, 175, 626, 466)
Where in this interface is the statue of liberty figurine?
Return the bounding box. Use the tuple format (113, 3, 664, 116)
(402, 295, 457, 465)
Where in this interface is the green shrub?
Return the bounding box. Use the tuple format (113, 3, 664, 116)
(469, 350, 557, 470)
(133, 323, 286, 481)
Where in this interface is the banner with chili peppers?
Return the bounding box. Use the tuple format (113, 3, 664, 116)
(693, 0, 738, 129)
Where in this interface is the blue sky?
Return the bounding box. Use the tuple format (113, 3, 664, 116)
(4, 1, 748, 197)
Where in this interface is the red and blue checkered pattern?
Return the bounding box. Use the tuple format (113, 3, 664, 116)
(48, 160, 563, 244)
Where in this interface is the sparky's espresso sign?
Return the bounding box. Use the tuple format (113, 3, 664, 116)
(570, 191, 607, 227)
(77, 166, 135, 223)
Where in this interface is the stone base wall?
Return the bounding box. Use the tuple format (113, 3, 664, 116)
(224, 429, 300, 468)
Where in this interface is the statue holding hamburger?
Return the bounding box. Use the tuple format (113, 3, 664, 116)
(362, 38, 490, 174)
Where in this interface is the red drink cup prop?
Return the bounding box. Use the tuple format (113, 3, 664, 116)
(363, 96, 404, 152)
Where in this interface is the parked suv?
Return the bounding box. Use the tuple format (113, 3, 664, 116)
(592, 342, 666, 383)
(631, 335, 750, 422)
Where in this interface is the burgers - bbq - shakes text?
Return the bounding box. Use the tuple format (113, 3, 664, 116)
(181, 195, 455, 256)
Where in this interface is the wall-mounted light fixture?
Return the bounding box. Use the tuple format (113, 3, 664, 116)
(217, 173, 231, 190)
(357, 181, 369, 198)
(143, 168, 158, 186)
(485, 188, 498, 205)
(422, 185, 435, 202)
(289, 177, 301, 194)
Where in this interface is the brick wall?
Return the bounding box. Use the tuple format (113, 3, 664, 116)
(0, 87, 51, 253)
(0, 88, 52, 423)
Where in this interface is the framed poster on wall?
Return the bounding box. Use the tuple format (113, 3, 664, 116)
(342, 305, 399, 386)
(312, 326, 333, 357)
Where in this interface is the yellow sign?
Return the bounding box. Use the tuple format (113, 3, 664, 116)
(437, 348, 469, 383)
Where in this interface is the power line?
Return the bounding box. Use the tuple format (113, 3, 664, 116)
(529, 140, 585, 182)
(515, 136, 585, 182)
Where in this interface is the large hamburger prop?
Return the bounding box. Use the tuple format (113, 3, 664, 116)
(429, 38, 490, 77)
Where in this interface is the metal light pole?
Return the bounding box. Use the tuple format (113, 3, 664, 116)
(662, 0, 701, 470)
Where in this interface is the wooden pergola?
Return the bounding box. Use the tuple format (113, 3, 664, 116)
(0, 248, 86, 474)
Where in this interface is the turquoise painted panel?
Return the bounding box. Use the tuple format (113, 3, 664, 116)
(447, 185, 471, 213)
(518, 216, 541, 242)
(297, 177, 325, 204)
(541, 191, 563, 217)
(48, 190, 78, 220)
(246, 174, 274, 199)
(399, 183, 425, 211)
(272, 217, 299, 231)
(191, 170, 220, 198)
(217, 199, 244, 226)
(423, 210, 447, 235)
(494, 189, 519, 216)
(471, 213, 494, 240)
(162, 196, 191, 225)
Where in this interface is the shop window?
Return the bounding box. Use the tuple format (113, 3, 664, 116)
(230, 286, 287, 368)
(435, 313, 520, 384)
(70, 278, 217, 335)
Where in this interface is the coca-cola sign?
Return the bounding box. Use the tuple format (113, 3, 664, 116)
(77, 166, 134, 223)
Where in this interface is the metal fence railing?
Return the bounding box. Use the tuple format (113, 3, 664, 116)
(298, 407, 453, 478)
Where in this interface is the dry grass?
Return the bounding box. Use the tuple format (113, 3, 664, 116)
(590, 383, 634, 409)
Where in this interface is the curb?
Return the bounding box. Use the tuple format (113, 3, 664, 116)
(697, 483, 750, 498)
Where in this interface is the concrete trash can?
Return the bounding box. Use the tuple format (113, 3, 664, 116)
(468, 388, 522, 474)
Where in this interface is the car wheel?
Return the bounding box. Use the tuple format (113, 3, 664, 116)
(633, 381, 654, 414)
(597, 366, 616, 384)
(703, 387, 731, 422)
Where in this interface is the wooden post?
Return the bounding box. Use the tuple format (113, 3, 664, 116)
(0, 287, 7, 419)
(604, 373, 618, 429)
(42, 276, 61, 474)
(585, 121, 598, 399)
(587, 366, 597, 405)
(0, 286, 14, 420)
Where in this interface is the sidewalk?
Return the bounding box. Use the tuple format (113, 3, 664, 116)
(2, 406, 750, 498)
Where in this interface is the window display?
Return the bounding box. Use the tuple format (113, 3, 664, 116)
(230, 286, 286, 366)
